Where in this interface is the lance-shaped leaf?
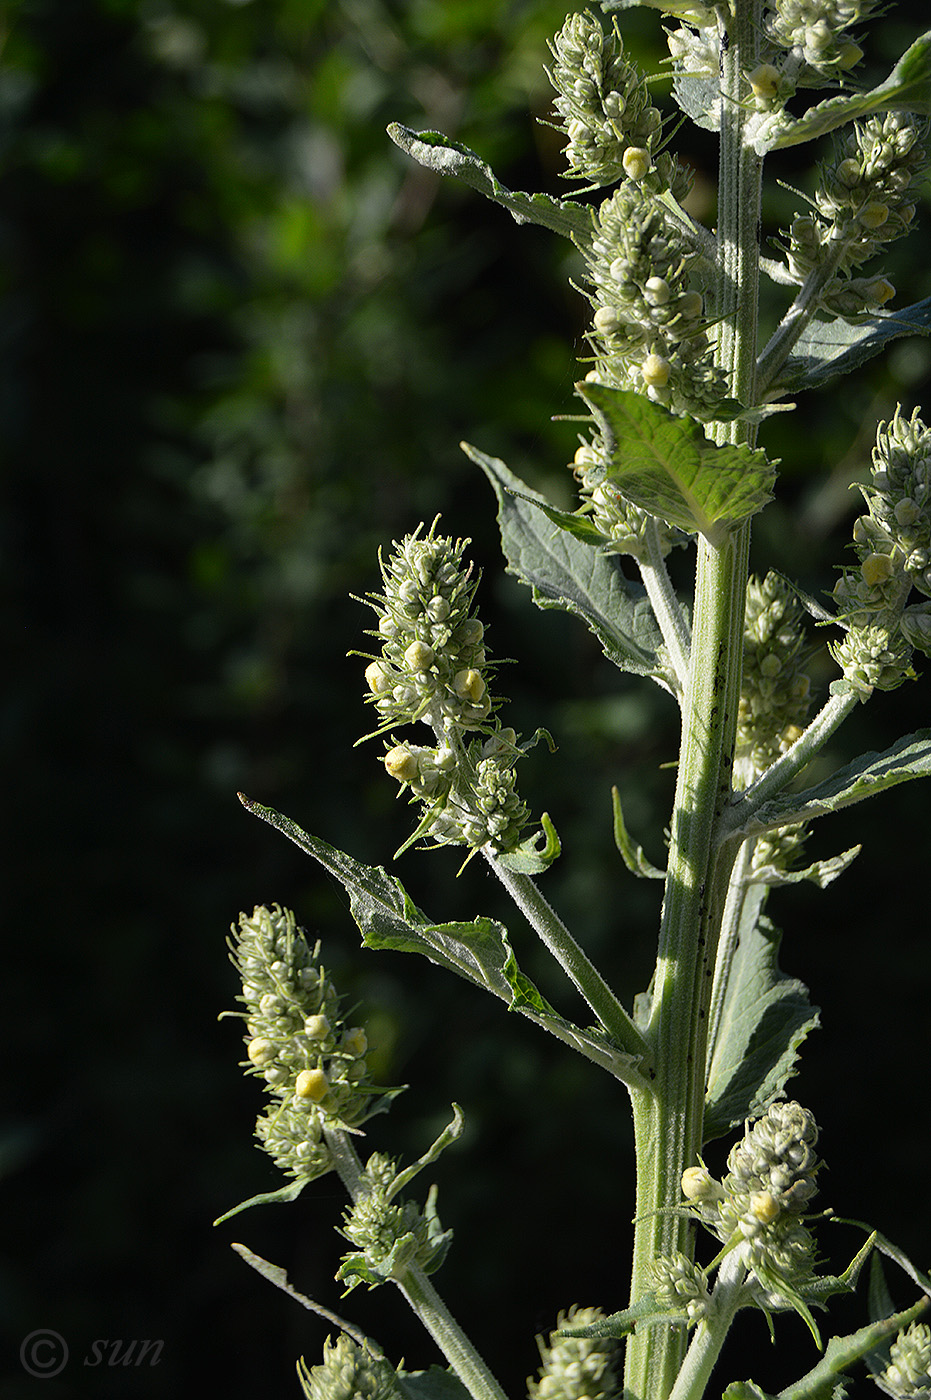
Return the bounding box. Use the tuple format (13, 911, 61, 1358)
(464, 443, 675, 691)
(774, 298, 931, 395)
(386, 125, 591, 241)
(731, 729, 931, 838)
(238, 795, 644, 1086)
(578, 383, 776, 541)
(748, 30, 931, 153)
(704, 884, 819, 1144)
(555, 1291, 684, 1340)
(776, 1300, 931, 1400)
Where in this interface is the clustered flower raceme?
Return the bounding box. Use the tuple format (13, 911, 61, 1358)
(651, 1251, 711, 1326)
(298, 1335, 402, 1400)
(361, 523, 535, 858)
(338, 1150, 452, 1292)
(737, 572, 813, 781)
(881, 1321, 931, 1400)
(831, 408, 931, 695)
(527, 1306, 621, 1400)
(782, 113, 927, 317)
(571, 436, 680, 560)
(579, 181, 727, 420)
(228, 905, 387, 1181)
(682, 1101, 823, 1311)
(764, 0, 876, 87)
(546, 9, 690, 199)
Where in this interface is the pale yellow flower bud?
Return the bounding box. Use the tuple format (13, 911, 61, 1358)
(365, 661, 391, 694)
(750, 1189, 780, 1223)
(858, 201, 889, 230)
(304, 1014, 330, 1041)
(295, 1067, 329, 1102)
(861, 552, 895, 587)
(453, 668, 486, 703)
(404, 640, 435, 671)
(748, 64, 780, 100)
(622, 146, 652, 181)
(384, 745, 420, 783)
(247, 1037, 276, 1066)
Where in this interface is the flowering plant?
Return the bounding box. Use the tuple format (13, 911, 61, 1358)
(218, 5, 931, 1399)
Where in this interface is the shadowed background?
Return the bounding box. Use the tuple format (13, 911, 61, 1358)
(3, 1, 930, 1395)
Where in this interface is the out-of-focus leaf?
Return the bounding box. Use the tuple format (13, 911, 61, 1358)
(773, 298, 931, 394)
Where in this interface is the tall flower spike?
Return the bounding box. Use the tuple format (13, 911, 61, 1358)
(684, 1102, 824, 1311)
(546, 10, 689, 199)
(361, 521, 493, 739)
(737, 572, 813, 782)
(338, 1150, 454, 1292)
(830, 407, 931, 694)
(781, 114, 927, 315)
(580, 182, 728, 419)
(298, 1335, 403, 1400)
(228, 905, 391, 1181)
(527, 1306, 621, 1400)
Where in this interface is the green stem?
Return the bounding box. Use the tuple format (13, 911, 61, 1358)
(624, 7, 764, 1398)
(323, 1126, 508, 1400)
(755, 238, 847, 396)
(667, 1251, 748, 1400)
(485, 851, 651, 1065)
(720, 687, 859, 838)
(639, 518, 692, 695)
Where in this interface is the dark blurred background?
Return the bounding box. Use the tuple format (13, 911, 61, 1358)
(3, 0, 930, 1396)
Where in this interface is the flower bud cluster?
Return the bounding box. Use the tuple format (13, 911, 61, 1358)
(882, 1321, 931, 1400)
(580, 182, 728, 419)
(651, 1252, 711, 1326)
(571, 436, 679, 559)
(229, 905, 385, 1180)
(783, 114, 927, 312)
(764, 0, 875, 85)
(737, 573, 812, 780)
(383, 727, 531, 855)
(830, 408, 931, 694)
(684, 1102, 822, 1306)
(298, 1335, 402, 1400)
(363, 525, 537, 858)
(528, 1306, 620, 1400)
(363, 521, 493, 737)
(338, 1151, 453, 1291)
(546, 10, 689, 199)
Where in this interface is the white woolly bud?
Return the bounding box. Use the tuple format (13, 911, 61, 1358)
(304, 1014, 330, 1040)
(404, 639, 435, 671)
(365, 661, 391, 694)
(642, 352, 671, 388)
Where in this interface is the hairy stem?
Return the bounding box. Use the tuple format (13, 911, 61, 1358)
(485, 851, 651, 1065)
(624, 6, 764, 1397)
(323, 1125, 508, 1400)
(638, 518, 692, 694)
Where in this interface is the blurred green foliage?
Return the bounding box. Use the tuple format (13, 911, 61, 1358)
(3, 0, 930, 1395)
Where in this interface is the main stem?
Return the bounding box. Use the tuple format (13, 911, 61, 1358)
(623, 7, 763, 1399)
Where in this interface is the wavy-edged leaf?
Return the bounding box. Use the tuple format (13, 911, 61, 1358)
(735, 729, 931, 837)
(238, 795, 642, 1085)
(749, 31, 931, 153)
(386, 124, 591, 240)
(579, 383, 776, 541)
(774, 298, 931, 395)
(704, 885, 819, 1144)
(464, 442, 674, 691)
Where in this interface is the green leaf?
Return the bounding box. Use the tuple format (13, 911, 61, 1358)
(736, 729, 931, 836)
(704, 885, 819, 1143)
(386, 125, 591, 241)
(578, 383, 776, 541)
(238, 795, 641, 1084)
(464, 442, 674, 690)
(751, 844, 861, 889)
(556, 1291, 685, 1339)
(213, 1175, 315, 1226)
(495, 811, 562, 874)
(774, 298, 931, 395)
(398, 1369, 472, 1400)
(723, 1384, 774, 1400)
(611, 785, 666, 879)
(776, 1301, 931, 1400)
(387, 1105, 464, 1202)
(749, 31, 931, 153)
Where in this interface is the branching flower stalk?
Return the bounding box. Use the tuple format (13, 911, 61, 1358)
(219, 5, 931, 1400)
